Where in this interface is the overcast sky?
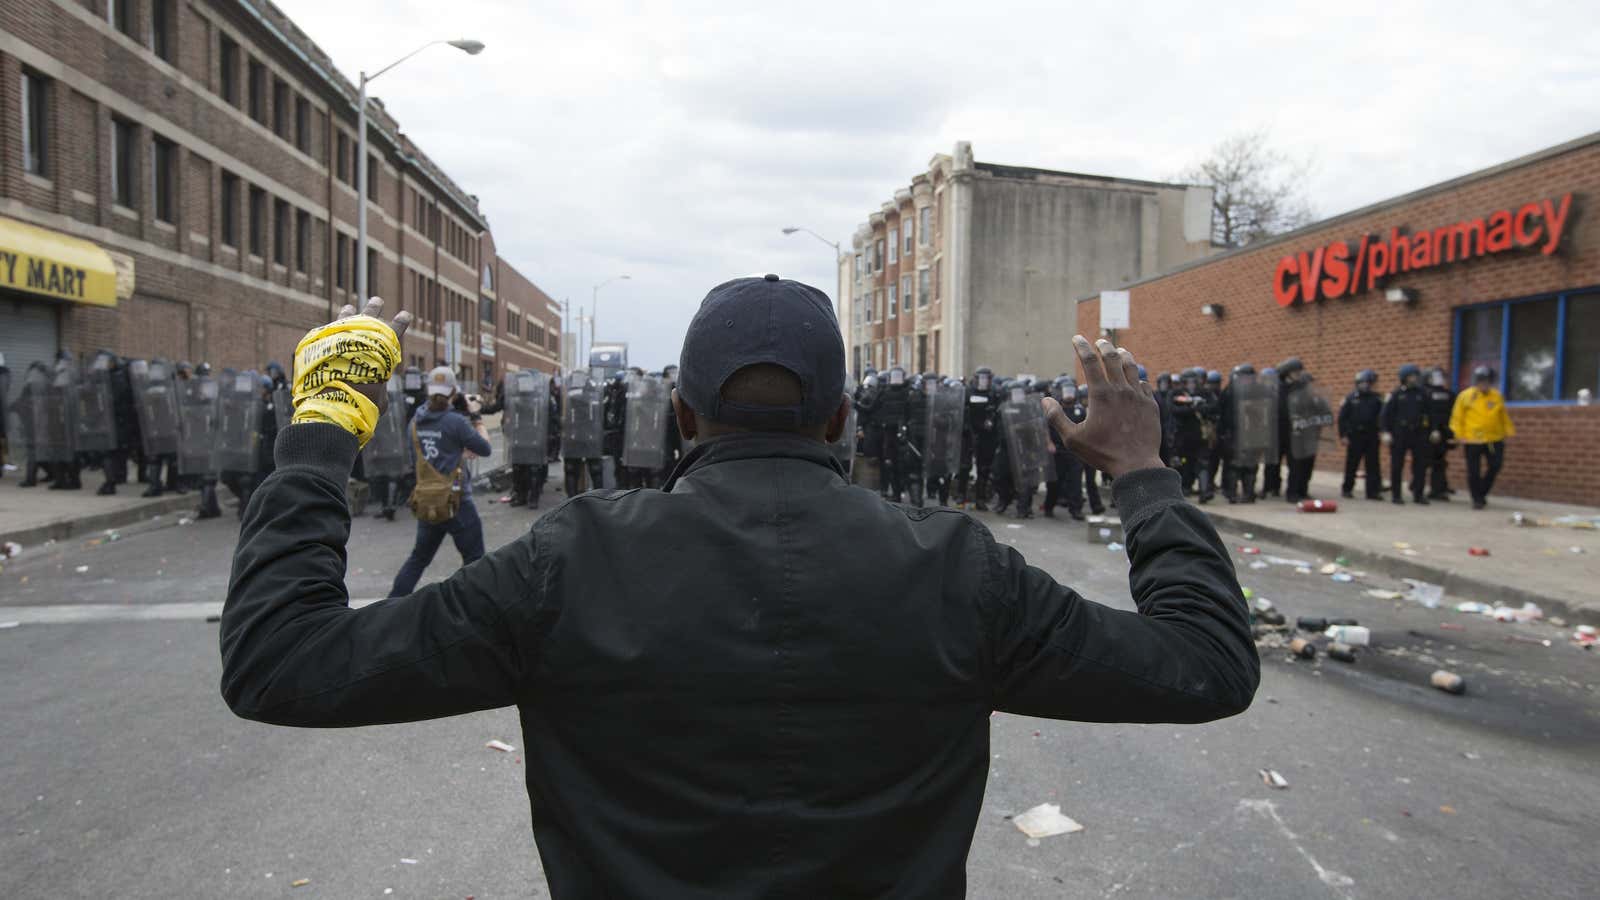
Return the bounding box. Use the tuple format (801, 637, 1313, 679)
(274, 0, 1598, 371)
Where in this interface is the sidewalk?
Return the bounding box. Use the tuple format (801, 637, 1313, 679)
(1200, 469, 1600, 624)
(0, 473, 194, 548)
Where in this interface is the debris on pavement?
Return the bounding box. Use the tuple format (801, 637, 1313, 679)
(1331, 572, 1355, 583)
(400, 858, 418, 865)
(1468, 547, 1490, 557)
(291, 879, 310, 888)
(1105, 542, 1124, 551)
(1512, 512, 1600, 529)
(1505, 635, 1552, 647)
(1295, 566, 1313, 575)
(0, 621, 20, 630)
(1319, 563, 1339, 575)
(1249, 560, 1270, 570)
(1239, 546, 1261, 555)
(1264, 555, 1313, 568)
(485, 739, 516, 753)
(1393, 541, 1411, 550)
(1327, 642, 1357, 663)
(1574, 625, 1597, 647)
(1402, 579, 1445, 609)
(1, 541, 21, 558)
(1430, 670, 1466, 695)
(1012, 802, 1084, 838)
(1259, 769, 1290, 789)
(74, 565, 89, 573)
(1289, 638, 1317, 659)
(1455, 601, 1494, 615)
(1243, 532, 1254, 540)
(205, 615, 221, 623)
(1366, 589, 1403, 601)
(1298, 499, 1337, 512)
(1326, 624, 1371, 646)
(1491, 602, 1543, 623)
(178, 516, 194, 526)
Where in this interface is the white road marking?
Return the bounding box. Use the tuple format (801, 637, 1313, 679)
(1240, 798, 1357, 895)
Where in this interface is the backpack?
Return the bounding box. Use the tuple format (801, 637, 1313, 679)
(408, 420, 463, 524)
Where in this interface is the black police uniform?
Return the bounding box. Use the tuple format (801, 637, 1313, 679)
(1379, 375, 1431, 504)
(602, 375, 628, 489)
(902, 379, 928, 506)
(958, 374, 999, 510)
(1338, 382, 1383, 500)
(1201, 379, 1223, 498)
(1423, 376, 1456, 499)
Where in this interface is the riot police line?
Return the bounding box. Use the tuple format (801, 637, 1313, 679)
(2, 351, 290, 520)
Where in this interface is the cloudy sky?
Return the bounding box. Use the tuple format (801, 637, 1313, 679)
(274, 0, 1598, 370)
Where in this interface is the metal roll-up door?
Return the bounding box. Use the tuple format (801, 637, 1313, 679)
(0, 293, 60, 404)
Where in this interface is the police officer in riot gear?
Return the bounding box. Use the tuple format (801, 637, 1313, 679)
(1217, 364, 1252, 503)
(602, 371, 630, 488)
(1153, 372, 1176, 468)
(1043, 376, 1091, 520)
(854, 368, 881, 479)
(959, 366, 999, 510)
(101, 354, 142, 494)
(1201, 370, 1224, 499)
(1380, 363, 1431, 505)
(901, 373, 929, 506)
(872, 366, 911, 501)
(1423, 367, 1456, 501)
(1338, 369, 1384, 500)
(1171, 368, 1212, 500)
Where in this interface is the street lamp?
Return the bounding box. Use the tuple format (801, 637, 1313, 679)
(782, 225, 844, 320)
(589, 274, 631, 367)
(356, 38, 485, 301)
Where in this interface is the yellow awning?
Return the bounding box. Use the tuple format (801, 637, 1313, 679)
(0, 215, 124, 307)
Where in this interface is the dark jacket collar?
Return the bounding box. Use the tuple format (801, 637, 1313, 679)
(662, 432, 847, 492)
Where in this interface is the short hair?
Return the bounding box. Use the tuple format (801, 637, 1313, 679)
(706, 364, 813, 435)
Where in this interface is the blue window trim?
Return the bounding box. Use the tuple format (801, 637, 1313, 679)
(1450, 283, 1600, 407)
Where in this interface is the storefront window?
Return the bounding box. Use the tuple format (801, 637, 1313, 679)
(1561, 293, 1600, 401)
(1508, 299, 1558, 402)
(1456, 306, 1501, 391)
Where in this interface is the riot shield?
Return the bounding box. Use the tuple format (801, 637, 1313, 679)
(999, 387, 1054, 494)
(503, 370, 551, 466)
(129, 360, 181, 457)
(270, 385, 293, 433)
(176, 375, 220, 476)
(828, 402, 856, 475)
(622, 373, 670, 471)
(363, 376, 410, 479)
(1287, 385, 1334, 460)
(213, 370, 262, 474)
(76, 356, 116, 453)
(19, 365, 49, 456)
(562, 372, 604, 459)
(1232, 380, 1279, 465)
(33, 361, 79, 463)
(925, 381, 965, 478)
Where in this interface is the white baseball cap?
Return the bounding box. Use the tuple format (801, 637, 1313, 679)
(425, 366, 457, 396)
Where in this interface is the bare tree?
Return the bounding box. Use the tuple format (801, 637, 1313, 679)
(1179, 130, 1315, 248)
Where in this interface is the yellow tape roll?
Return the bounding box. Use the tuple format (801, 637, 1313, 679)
(289, 315, 403, 447)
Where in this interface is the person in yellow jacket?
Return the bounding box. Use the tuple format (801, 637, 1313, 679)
(1449, 365, 1515, 510)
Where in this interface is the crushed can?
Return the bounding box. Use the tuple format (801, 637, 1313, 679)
(1327, 642, 1357, 663)
(1288, 638, 1317, 659)
(1430, 670, 1465, 695)
(1298, 499, 1338, 513)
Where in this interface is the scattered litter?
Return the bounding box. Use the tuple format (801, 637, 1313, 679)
(0, 622, 19, 630)
(1492, 603, 1543, 623)
(1105, 542, 1124, 552)
(178, 516, 194, 526)
(1461, 751, 1481, 760)
(498, 494, 513, 503)
(1570, 546, 1585, 554)
(1439, 805, 1458, 815)
(485, 739, 516, 753)
(1252, 595, 1274, 612)
(1574, 625, 1598, 647)
(205, 615, 221, 624)
(1005, 523, 1024, 530)
(1505, 635, 1551, 647)
(1319, 563, 1339, 575)
(1402, 548, 1420, 557)
(1430, 670, 1466, 695)
(1012, 802, 1084, 838)
(1393, 541, 1411, 550)
(1297, 616, 1328, 631)
(291, 879, 310, 888)
(1239, 546, 1261, 555)
(400, 858, 418, 865)
(1256, 610, 1287, 626)
(74, 565, 89, 574)
(1087, 515, 1107, 524)
(1242, 532, 1254, 540)
(1467, 547, 1490, 557)
(1455, 601, 1493, 615)
(106, 530, 121, 542)
(1259, 769, 1290, 789)
(1248, 560, 1269, 570)
(1, 541, 21, 558)
(1335, 556, 1350, 565)
(1402, 579, 1445, 609)
(1298, 499, 1337, 512)
(1327, 642, 1357, 663)
(1264, 555, 1313, 568)
(1325, 625, 1370, 646)
(1288, 638, 1317, 659)
(1512, 513, 1600, 529)
(1295, 566, 1313, 575)
(1366, 589, 1403, 601)
(1331, 572, 1355, 583)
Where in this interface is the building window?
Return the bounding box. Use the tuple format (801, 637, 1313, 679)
(481, 264, 494, 291)
(248, 59, 266, 124)
(919, 207, 930, 244)
(295, 210, 310, 272)
(904, 223, 913, 255)
(549, 330, 559, 352)
(151, 136, 175, 223)
(219, 36, 239, 105)
(888, 285, 897, 319)
(111, 116, 136, 207)
(901, 275, 912, 312)
(934, 259, 941, 300)
(220, 171, 239, 247)
(1454, 289, 1600, 404)
(294, 95, 310, 153)
(150, 0, 174, 62)
(109, 0, 132, 36)
(854, 252, 864, 282)
(901, 336, 912, 370)
(247, 186, 265, 256)
(334, 233, 347, 288)
(875, 240, 884, 272)
(272, 79, 289, 138)
(888, 228, 898, 264)
(917, 269, 930, 307)
(481, 295, 495, 324)
(917, 333, 928, 372)
(272, 199, 288, 265)
(366, 154, 378, 200)
(21, 70, 48, 176)
(335, 132, 348, 183)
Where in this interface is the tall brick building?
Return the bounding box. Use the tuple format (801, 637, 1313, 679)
(0, 0, 561, 388)
(1076, 132, 1600, 504)
(839, 141, 1215, 380)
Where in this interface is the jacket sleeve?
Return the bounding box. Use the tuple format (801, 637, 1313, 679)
(1337, 396, 1352, 437)
(220, 423, 537, 727)
(458, 415, 493, 458)
(1448, 390, 1469, 438)
(1380, 393, 1396, 433)
(1498, 396, 1515, 438)
(982, 467, 1258, 723)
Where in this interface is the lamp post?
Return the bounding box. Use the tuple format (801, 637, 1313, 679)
(356, 38, 484, 301)
(781, 225, 843, 307)
(588, 274, 631, 367)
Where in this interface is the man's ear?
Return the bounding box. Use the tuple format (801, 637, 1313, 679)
(823, 394, 851, 444)
(671, 388, 697, 441)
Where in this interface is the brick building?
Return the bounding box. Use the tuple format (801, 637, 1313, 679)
(1076, 131, 1600, 504)
(839, 141, 1214, 380)
(0, 0, 560, 389)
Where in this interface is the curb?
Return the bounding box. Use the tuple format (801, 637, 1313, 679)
(0, 492, 196, 549)
(1200, 507, 1599, 627)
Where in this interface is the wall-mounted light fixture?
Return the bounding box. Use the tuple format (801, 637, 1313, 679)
(1385, 287, 1418, 304)
(1201, 303, 1225, 319)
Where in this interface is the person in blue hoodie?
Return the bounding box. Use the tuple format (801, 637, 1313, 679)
(387, 366, 492, 598)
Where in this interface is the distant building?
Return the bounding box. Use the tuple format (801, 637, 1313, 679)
(0, 0, 560, 382)
(838, 142, 1216, 379)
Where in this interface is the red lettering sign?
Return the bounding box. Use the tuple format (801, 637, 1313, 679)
(1272, 192, 1574, 306)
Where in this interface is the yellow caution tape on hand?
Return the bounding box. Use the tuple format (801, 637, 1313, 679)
(289, 315, 402, 446)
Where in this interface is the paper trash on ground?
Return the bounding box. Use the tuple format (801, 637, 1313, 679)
(1012, 802, 1085, 838)
(485, 739, 516, 753)
(1402, 579, 1445, 609)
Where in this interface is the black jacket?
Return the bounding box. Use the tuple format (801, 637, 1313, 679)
(1380, 385, 1429, 435)
(1338, 390, 1383, 438)
(222, 425, 1257, 899)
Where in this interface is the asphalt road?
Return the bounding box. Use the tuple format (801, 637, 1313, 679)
(2, 474, 1597, 899)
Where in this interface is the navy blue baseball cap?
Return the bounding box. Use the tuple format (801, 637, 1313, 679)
(677, 274, 846, 429)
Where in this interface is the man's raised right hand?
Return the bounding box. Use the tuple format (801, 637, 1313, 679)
(1042, 336, 1165, 480)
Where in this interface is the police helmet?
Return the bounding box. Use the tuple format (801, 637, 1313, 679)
(1137, 364, 1149, 381)
(1356, 369, 1377, 384)
(1156, 371, 1173, 389)
(1206, 370, 1222, 385)
(1471, 365, 1495, 383)
(1232, 363, 1256, 377)
(1260, 366, 1277, 378)
(1397, 363, 1421, 381)
(176, 360, 194, 375)
(196, 362, 213, 377)
(1427, 367, 1448, 387)
(1277, 357, 1304, 377)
